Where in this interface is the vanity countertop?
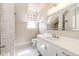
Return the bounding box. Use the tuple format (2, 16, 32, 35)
(37, 34, 79, 56)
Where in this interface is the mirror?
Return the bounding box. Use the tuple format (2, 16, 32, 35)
(47, 15, 59, 30)
(47, 4, 79, 31)
(63, 5, 76, 31)
(75, 4, 79, 30)
(63, 4, 79, 31)
(47, 11, 63, 30)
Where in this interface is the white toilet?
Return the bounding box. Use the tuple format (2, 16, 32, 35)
(32, 38, 37, 47)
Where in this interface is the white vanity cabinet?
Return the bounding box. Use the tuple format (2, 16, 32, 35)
(46, 41, 74, 56)
(37, 38, 59, 56)
(37, 36, 76, 56)
(37, 38, 48, 56)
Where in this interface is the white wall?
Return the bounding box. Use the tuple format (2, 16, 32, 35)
(15, 4, 39, 46)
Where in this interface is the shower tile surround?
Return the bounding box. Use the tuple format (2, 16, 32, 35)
(0, 4, 15, 55)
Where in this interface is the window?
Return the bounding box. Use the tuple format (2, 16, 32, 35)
(27, 21, 37, 29)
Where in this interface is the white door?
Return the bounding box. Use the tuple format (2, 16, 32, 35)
(0, 3, 15, 56)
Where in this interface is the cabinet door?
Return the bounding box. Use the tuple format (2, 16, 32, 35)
(37, 39, 48, 56)
(46, 41, 58, 56)
(0, 4, 15, 56)
(57, 47, 76, 56)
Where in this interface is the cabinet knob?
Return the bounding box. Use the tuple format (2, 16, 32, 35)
(0, 45, 5, 49)
(62, 52, 70, 56)
(56, 53, 58, 56)
(44, 46, 47, 49)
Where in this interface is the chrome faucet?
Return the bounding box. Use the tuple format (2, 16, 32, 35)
(52, 34, 59, 39)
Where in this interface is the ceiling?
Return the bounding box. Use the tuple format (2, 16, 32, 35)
(46, 3, 58, 9)
(27, 3, 58, 12)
